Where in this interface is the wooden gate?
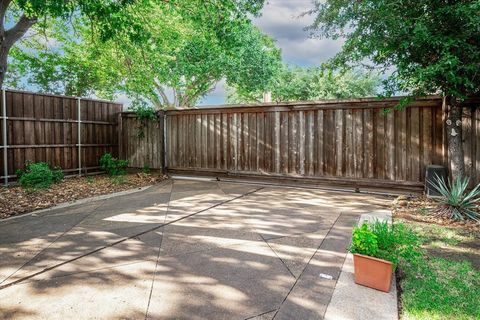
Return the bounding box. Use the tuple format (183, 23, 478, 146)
(164, 96, 480, 190)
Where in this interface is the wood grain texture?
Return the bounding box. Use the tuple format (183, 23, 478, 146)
(1, 90, 122, 182)
(161, 97, 479, 186)
(113, 97, 480, 188)
(119, 112, 164, 170)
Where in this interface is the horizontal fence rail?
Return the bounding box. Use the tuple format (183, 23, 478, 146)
(0, 90, 122, 185)
(164, 97, 480, 189)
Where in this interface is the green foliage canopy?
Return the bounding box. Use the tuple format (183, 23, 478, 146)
(228, 66, 380, 103)
(0, 0, 143, 88)
(7, 0, 281, 108)
(308, 0, 480, 100)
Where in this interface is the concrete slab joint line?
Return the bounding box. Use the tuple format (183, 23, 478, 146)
(0, 201, 107, 286)
(259, 233, 296, 279)
(273, 213, 358, 320)
(324, 211, 398, 320)
(0, 178, 392, 319)
(0, 185, 264, 291)
(144, 181, 172, 320)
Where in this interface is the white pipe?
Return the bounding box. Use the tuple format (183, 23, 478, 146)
(77, 98, 81, 176)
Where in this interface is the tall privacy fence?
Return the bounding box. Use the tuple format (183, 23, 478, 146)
(0, 90, 122, 185)
(145, 96, 477, 190)
(118, 112, 164, 170)
(2, 90, 479, 190)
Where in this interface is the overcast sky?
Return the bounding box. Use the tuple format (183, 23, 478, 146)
(198, 0, 343, 105)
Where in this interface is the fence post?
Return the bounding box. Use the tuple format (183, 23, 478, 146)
(161, 111, 167, 173)
(77, 97, 81, 176)
(2, 89, 7, 186)
(118, 112, 123, 160)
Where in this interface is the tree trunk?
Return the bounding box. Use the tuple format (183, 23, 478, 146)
(0, 43, 8, 89)
(0, 12, 37, 90)
(446, 96, 465, 180)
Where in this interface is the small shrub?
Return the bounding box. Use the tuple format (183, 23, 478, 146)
(429, 175, 480, 222)
(131, 104, 157, 121)
(51, 167, 64, 183)
(142, 164, 151, 174)
(86, 176, 95, 184)
(16, 162, 64, 190)
(110, 175, 127, 186)
(350, 223, 378, 257)
(349, 220, 419, 269)
(99, 153, 128, 176)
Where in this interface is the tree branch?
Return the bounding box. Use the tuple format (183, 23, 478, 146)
(153, 79, 171, 108)
(0, 0, 12, 32)
(5, 14, 38, 49)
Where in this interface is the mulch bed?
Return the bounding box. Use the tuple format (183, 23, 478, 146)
(392, 195, 480, 233)
(0, 173, 167, 219)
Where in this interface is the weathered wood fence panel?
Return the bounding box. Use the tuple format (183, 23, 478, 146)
(165, 97, 480, 188)
(463, 105, 480, 185)
(0, 90, 122, 184)
(119, 112, 164, 170)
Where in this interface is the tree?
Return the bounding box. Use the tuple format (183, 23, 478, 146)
(227, 66, 380, 103)
(0, 0, 146, 89)
(308, 1, 480, 179)
(5, 1, 277, 108)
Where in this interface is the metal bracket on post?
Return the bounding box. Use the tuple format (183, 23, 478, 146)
(2, 89, 7, 186)
(77, 97, 81, 176)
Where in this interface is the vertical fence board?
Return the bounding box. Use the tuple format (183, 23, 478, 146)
(315, 110, 324, 175)
(410, 107, 421, 181)
(1, 90, 121, 183)
(345, 109, 354, 177)
(386, 111, 395, 180)
(363, 109, 374, 178)
(117, 96, 479, 188)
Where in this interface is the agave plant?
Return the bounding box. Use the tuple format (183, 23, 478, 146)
(428, 174, 480, 222)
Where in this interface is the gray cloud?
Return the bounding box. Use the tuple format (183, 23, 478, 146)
(198, 78, 228, 106)
(253, 0, 343, 67)
(200, 0, 345, 104)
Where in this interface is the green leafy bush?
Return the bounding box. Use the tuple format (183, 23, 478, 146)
(110, 175, 127, 185)
(429, 175, 480, 222)
(350, 223, 378, 256)
(130, 104, 157, 121)
(142, 164, 151, 174)
(16, 162, 64, 190)
(99, 153, 128, 176)
(129, 104, 157, 139)
(349, 220, 419, 268)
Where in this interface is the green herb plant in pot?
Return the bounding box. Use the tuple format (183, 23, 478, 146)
(348, 220, 419, 292)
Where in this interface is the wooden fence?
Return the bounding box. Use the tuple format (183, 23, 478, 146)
(118, 112, 164, 170)
(163, 96, 480, 189)
(0, 90, 122, 185)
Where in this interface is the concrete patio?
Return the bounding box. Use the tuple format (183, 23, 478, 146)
(0, 179, 391, 319)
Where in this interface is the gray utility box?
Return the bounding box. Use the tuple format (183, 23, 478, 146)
(425, 165, 448, 197)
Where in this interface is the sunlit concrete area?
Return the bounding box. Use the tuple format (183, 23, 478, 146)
(0, 179, 391, 319)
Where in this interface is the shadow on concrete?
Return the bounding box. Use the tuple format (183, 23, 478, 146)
(0, 179, 391, 319)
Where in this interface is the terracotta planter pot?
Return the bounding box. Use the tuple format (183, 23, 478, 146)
(353, 253, 393, 292)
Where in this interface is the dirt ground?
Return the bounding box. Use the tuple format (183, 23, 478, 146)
(0, 172, 165, 219)
(392, 195, 480, 269)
